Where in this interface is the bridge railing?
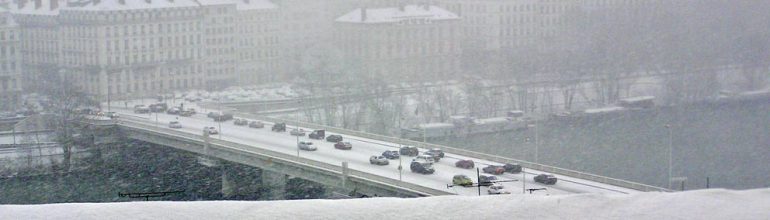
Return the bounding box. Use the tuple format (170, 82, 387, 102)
(226, 111, 669, 193)
(119, 120, 452, 196)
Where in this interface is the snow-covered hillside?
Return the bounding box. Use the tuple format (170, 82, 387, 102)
(2, 188, 769, 219)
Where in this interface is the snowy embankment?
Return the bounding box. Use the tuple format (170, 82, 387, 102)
(2, 189, 769, 219)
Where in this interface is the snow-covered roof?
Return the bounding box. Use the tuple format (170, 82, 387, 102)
(476, 117, 513, 124)
(335, 5, 459, 24)
(620, 96, 655, 103)
(234, 0, 276, 10)
(65, 0, 199, 11)
(417, 123, 455, 129)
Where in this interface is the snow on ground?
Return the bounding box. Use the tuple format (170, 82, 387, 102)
(2, 188, 769, 220)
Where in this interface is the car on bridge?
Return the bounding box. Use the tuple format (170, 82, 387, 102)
(399, 146, 419, 156)
(504, 163, 522, 173)
(290, 129, 306, 136)
(424, 149, 443, 162)
(413, 154, 436, 164)
(168, 121, 182, 129)
(166, 107, 181, 115)
(179, 110, 195, 117)
(534, 174, 558, 185)
(248, 121, 264, 128)
(487, 184, 511, 194)
(149, 103, 168, 113)
(309, 130, 325, 139)
(298, 141, 316, 151)
(452, 175, 473, 187)
(272, 123, 286, 132)
(482, 165, 505, 175)
(382, 150, 400, 159)
(369, 156, 389, 165)
(133, 105, 150, 114)
(334, 142, 352, 150)
(326, 134, 343, 142)
(203, 126, 218, 135)
(234, 118, 249, 126)
(426, 148, 445, 158)
(479, 175, 499, 186)
(455, 159, 475, 169)
(410, 161, 435, 174)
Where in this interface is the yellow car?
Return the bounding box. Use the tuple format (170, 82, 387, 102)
(453, 175, 474, 187)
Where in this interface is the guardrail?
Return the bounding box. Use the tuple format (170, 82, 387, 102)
(119, 120, 452, 196)
(219, 109, 669, 193)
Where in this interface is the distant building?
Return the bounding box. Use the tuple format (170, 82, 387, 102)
(0, 6, 22, 109)
(232, 0, 283, 84)
(334, 4, 461, 82)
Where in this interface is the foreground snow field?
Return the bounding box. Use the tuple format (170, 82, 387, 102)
(2, 189, 769, 220)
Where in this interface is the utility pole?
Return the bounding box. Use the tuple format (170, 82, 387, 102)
(666, 124, 673, 190)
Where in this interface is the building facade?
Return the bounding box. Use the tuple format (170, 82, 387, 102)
(334, 4, 461, 82)
(0, 6, 22, 109)
(233, 0, 282, 84)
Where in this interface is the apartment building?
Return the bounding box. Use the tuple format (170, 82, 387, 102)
(0, 6, 22, 109)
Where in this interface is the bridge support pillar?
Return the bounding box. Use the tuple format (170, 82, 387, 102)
(262, 169, 287, 200)
(221, 165, 235, 198)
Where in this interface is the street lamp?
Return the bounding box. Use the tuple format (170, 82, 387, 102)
(665, 123, 673, 190)
(296, 98, 302, 158)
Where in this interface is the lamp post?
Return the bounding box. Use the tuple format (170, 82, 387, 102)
(296, 98, 301, 158)
(534, 118, 539, 164)
(218, 99, 222, 139)
(665, 123, 673, 190)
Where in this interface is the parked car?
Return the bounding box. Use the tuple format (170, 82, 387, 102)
(290, 128, 306, 136)
(534, 174, 558, 185)
(413, 154, 436, 164)
(134, 105, 150, 114)
(272, 123, 286, 132)
(452, 175, 473, 187)
(334, 142, 352, 150)
(487, 184, 511, 194)
(248, 121, 265, 128)
(410, 161, 435, 174)
(309, 130, 325, 139)
(207, 112, 219, 119)
(504, 163, 522, 173)
(233, 118, 248, 126)
(426, 148, 445, 158)
(482, 165, 505, 175)
(382, 150, 400, 159)
(166, 107, 181, 115)
(399, 146, 419, 156)
(455, 159, 475, 169)
(297, 141, 316, 151)
(203, 126, 218, 135)
(326, 134, 343, 142)
(479, 175, 499, 186)
(369, 156, 389, 165)
(168, 121, 182, 129)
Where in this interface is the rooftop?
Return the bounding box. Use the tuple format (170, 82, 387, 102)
(336, 4, 459, 24)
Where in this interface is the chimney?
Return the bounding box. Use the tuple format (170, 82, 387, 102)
(34, 0, 41, 9)
(361, 8, 366, 21)
(50, 0, 58, 10)
(18, 0, 26, 10)
(243, 0, 250, 4)
(93, 0, 101, 5)
(145, 0, 151, 3)
(118, 0, 125, 5)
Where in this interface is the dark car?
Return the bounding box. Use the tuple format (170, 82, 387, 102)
(534, 174, 558, 185)
(423, 149, 442, 162)
(479, 175, 499, 186)
(233, 118, 249, 126)
(482, 165, 505, 175)
(272, 123, 287, 132)
(149, 103, 168, 112)
(410, 161, 435, 174)
(382, 150, 400, 159)
(179, 110, 195, 117)
(166, 107, 181, 115)
(214, 113, 234, 122)
(326, 135, 343, 142)
(334, 142, 352, 150)
(426, 148, 445, 158)
(309, 130, 325, 139)
(248, 121, 265, 128)
(133, 105, 150, 114)
(399, 146, 419, 156)
(455, 159, 475, 169)
(504, 163, 522, 173)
